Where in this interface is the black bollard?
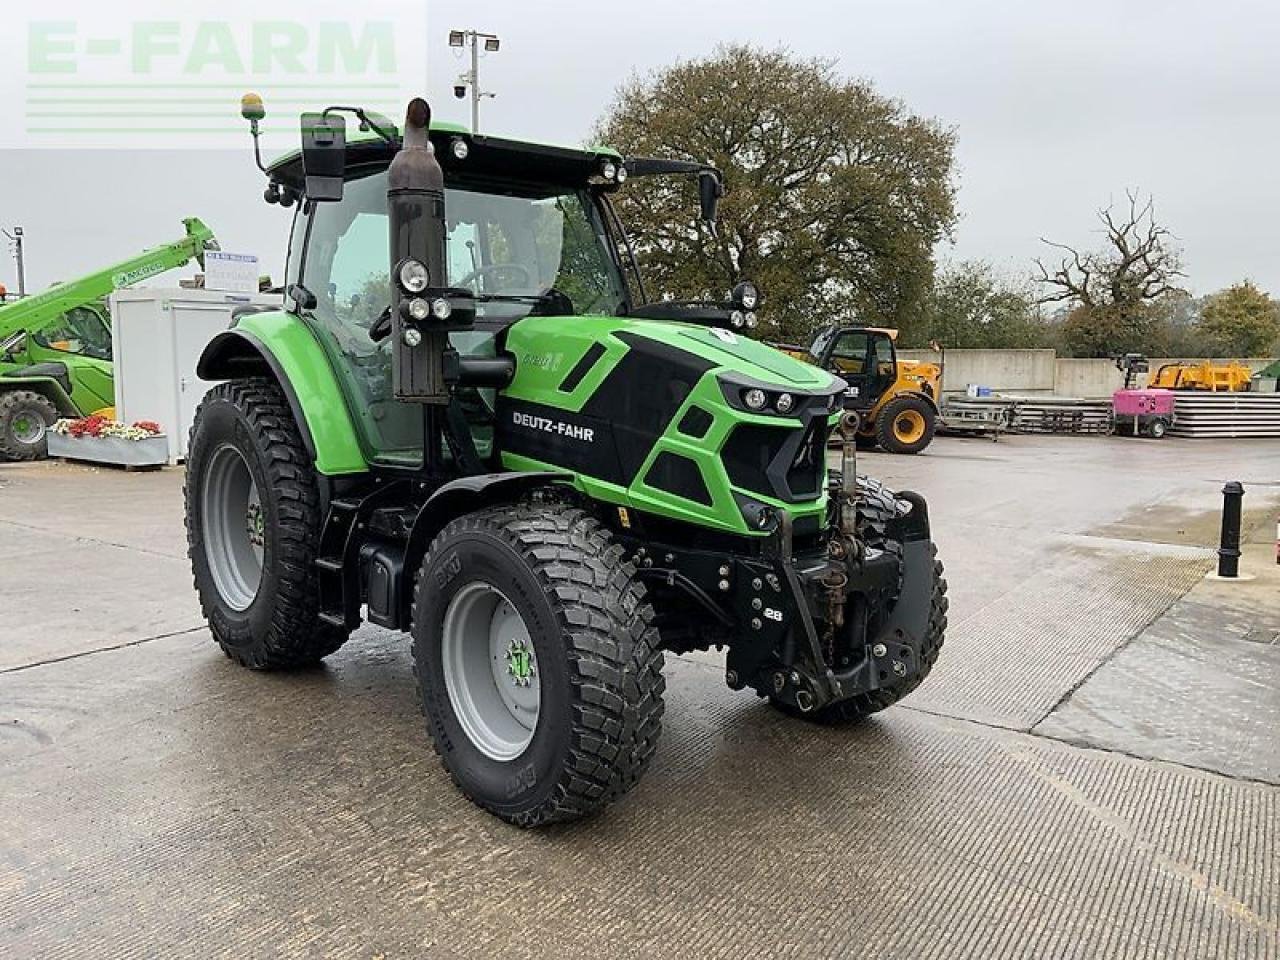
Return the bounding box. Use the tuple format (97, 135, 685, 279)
(1217, 481, 1244, 578)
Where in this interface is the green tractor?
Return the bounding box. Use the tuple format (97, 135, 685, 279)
(0, 219, 217, 459)
(185, 95, 947, 825)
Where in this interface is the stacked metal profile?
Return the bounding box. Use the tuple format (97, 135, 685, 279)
(938, 398, 1012, 439)
(943, 396, 1112, 435)
(1169, 391, 1280, 438)
(1009, 397, 1112, 434)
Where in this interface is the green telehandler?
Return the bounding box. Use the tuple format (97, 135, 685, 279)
(0, 218, 218, 459)
(184, 94, 947, 825)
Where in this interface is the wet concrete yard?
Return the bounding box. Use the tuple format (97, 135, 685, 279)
(2, 435, 1278, 958)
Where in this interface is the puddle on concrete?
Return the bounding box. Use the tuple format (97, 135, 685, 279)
(1243, 628, 1280, 646)
(1092, 494, 1280, 549)
(1055, 533, 1214, 560)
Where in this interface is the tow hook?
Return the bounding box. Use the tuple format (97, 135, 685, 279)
(773, 668, 820, 712)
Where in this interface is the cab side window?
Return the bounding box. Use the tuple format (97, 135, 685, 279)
(327, 212, 390, 333)
(830, 332, 868, 374)
(32, 306, 112, 360)
(873, 336, 895, 373)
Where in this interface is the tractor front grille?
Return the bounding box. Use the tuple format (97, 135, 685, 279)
(721, 417, 829, 503)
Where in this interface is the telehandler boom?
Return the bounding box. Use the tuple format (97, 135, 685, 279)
(0, 218, 218, 459)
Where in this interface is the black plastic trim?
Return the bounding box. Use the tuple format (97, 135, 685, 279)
(558, 342, 606, 393)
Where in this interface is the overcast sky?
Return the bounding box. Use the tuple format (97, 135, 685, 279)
(2, 0, 1278, 299)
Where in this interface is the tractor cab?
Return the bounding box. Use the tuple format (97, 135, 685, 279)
(802, 325, 941, 454)
(806, 325, 900, 411)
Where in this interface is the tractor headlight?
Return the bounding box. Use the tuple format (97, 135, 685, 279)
(601, 160, 617, 181)
(406, 297, 431, 321)
(743, 388, 768, 411)
(450, 137, 469, 160)
(730, 310, 745, 329)
(774, 392, 795, 414)
(431, 298, 453, 321)
(755, 506, 777, 530)
(403, 326, 423, 347)
(615, 163, 628, 184)
(398, 259, 429, 294)
(744, 311, 757, 328)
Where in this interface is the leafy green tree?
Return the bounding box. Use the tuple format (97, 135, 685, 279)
(594, 45, 957, 342)
(1196, 281, 1280, 356)
(913, 260, 1049, 349)
(1035, 191, 1185, 357)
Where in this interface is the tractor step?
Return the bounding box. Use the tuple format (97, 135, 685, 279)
(314, 557, 343, 573)
(317, 611, 348, 629)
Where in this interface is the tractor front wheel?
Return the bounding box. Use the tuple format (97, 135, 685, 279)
(184, 377, 348, 669)
(0, 390, 58, 461)
(875, 394, 936, 455)
(411, 502, 665, 826)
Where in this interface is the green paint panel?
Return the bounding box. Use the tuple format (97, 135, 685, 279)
(502, 315, 838, 536)
(232, 311, 368, 476)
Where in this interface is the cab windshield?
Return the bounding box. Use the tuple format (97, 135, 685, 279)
(291, 169, 629, 463)
(297, 169, 628, 332)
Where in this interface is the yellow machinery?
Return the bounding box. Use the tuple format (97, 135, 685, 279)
(1146, 360, 1253, 392)
(789, 326, 942, 453)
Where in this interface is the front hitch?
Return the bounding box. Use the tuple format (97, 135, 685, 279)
(761, 488, 936, 714)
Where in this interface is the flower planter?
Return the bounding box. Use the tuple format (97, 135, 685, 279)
(47, 433, 169, 469)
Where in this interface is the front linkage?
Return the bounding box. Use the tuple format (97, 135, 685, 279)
(620, 413, 939, 716)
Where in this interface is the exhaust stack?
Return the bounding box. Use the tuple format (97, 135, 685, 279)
(387, 98, 472, 403)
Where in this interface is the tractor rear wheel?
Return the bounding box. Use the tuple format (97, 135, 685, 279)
(0, 390, 57, 461)
(411, 502, 665, 826)
(876, 394, 936, 454)
(185, 377, 348, 669)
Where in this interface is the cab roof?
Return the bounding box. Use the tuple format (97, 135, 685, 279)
(266, 119, 623, 193)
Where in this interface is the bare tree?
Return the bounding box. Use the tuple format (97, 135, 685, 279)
(1034, 191, 1186, 355)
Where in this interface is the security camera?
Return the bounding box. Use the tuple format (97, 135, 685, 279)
(453, 84, 467, 99)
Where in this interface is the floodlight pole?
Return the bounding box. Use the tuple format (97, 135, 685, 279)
(469, 35, 480, 133)
(450, 29, 499, 134)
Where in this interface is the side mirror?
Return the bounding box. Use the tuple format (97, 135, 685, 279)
(300, 112, 347, 202)
(698, 171, 723, 224)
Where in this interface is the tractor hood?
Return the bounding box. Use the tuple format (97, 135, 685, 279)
(630, 319, 840, 392)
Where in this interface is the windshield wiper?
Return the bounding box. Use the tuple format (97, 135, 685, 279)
(475, 289, 583, 316)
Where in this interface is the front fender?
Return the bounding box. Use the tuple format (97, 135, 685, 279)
(399, 471, 573, 625)
(197, 311, 367, 476)
(1, 376, 80, 417)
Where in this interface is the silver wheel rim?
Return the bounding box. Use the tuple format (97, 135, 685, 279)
(201, 444, 264, 612)
(442, 582, 541, 761)
(12, 412, 45, 445)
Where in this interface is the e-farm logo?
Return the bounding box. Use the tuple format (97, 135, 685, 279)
(9, 6, 426, 149)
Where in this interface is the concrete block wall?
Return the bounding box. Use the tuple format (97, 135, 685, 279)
(900, 348, 1276, 398)
(899, 348, 1057, 394)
